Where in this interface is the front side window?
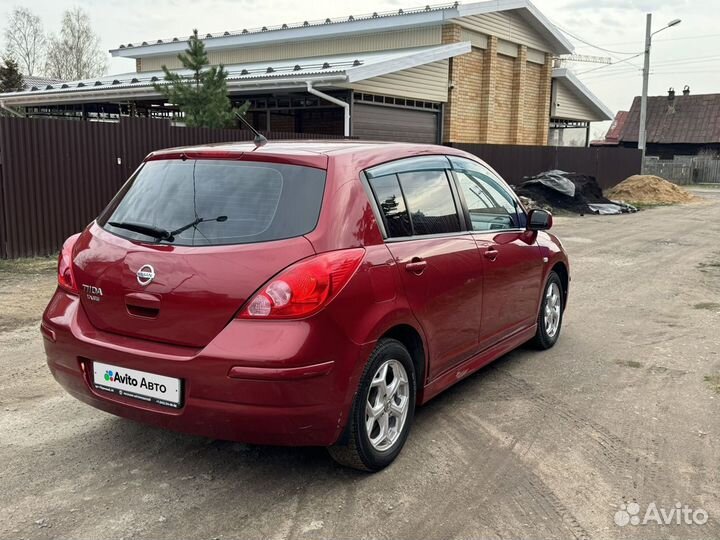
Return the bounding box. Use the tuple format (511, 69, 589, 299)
(449, 157, 525, 231)
(98, 159, 326, 246)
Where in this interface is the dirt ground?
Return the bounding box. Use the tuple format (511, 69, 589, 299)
(1, 189, 719, 540)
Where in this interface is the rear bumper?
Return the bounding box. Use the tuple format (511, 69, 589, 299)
(42, 290, 373, 446)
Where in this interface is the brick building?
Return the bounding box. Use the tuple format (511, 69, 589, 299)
(0, 0, 611, 145)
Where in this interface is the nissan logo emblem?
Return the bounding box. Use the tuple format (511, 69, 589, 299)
(136, 264, 156, 287)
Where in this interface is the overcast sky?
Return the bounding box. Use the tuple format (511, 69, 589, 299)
(2, 0, 718, 137)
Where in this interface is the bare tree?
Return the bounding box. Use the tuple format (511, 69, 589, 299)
(45, 8, 107, 80)
(4, 7, 46, 76)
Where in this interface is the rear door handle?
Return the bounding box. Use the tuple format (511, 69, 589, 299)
(405, 257, 427, 275)
(484, 247, 499, 261)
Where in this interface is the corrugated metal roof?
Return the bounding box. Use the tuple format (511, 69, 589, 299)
(23, 76, 65, 90)
(114, 3, 458, 50)
(0, 43, 470, 106)
(110, 0, 573, 58)
(619, 92, 720, 145)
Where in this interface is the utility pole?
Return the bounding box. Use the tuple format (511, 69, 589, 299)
(638, 15, 681, 173)
(639, 13, 652, 172)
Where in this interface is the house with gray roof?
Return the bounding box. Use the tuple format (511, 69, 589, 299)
(0, 0, 612, 145)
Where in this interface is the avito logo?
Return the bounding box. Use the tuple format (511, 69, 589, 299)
(104, 370, 138, 386)
(615, 501, 708, 527)
(103, 369, 166, 394)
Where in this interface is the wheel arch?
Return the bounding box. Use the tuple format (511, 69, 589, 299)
(379, 324, 427, 402)
(550, 261, 569, 310)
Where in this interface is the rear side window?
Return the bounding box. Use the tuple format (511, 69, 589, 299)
(368, 175, 413, 238)
(98, 159, 326, 246)
(397, 170, 461, 235)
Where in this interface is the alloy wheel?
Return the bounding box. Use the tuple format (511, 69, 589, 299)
(544, 282, 562, 338)
(365, 359, 410, 452)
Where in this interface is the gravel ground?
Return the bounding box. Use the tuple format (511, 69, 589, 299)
(1, 190, 719, 540)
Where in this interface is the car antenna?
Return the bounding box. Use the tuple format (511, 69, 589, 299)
(235, 111, 268, 148)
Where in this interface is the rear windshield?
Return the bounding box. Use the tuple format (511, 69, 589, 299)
(98, 159, 326, 246)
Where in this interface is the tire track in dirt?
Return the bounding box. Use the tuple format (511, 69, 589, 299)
(491, 368, 645, 484)
(404, 408, 591, 540)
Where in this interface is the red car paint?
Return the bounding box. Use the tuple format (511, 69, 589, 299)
(42, 141, 569, 446)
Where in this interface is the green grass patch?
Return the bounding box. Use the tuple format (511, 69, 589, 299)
(626, 202, 673, 209)
(697, 253, 720, 274)
(616, 359, 643, 369)
(0, 257, 57, 275)
(704, 375, 720, 394)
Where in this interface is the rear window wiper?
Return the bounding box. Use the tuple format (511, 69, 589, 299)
(108, 221, 171, 240)
(109, 216, 227, 242)
(168, 215, 227, 238)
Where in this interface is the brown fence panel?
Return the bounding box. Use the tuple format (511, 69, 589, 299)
(0, 117, 127, 258)
(447, 143, 641, 190)
(593, 147, 643, 189)
(0, 117, 349, 258)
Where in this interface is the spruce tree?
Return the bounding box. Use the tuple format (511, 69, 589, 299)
(0, 58, 25, 93)
(154, 30, 248, 128)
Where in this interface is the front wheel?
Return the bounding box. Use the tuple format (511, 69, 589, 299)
(328, 339, 416, 472)
(531, 271, 564, 349)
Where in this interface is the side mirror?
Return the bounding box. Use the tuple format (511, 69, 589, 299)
(527, 209, 553, 231)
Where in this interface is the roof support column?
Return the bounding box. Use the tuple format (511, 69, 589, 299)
(510, 45, 527, 144)
(441, 23, 461, 143)
(536, 53, 553, 145)
(478, 35, 498, 143)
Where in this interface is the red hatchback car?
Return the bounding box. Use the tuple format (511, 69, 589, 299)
(42, 141, 568, 471)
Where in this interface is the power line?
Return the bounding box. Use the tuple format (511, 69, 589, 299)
(577, 53, 720, 82)
(649, 54, 720, 67)
(552, 21, 642, 55)
(582, 70, 642, 82)
(573, 32, 720, 48)
(576, 52, 644, 75)
(651, 69, 720, 74)
(580, 55, 720, 80)
(551, 20, 644, 78)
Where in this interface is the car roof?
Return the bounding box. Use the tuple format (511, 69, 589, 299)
(147, 140, 469, 158)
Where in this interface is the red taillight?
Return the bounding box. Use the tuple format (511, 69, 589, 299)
(238, 248, 365, 319)
(58, 233, 81, 294)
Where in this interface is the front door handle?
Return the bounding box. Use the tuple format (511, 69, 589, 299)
(405, 257, 427, 275)
(484, 247, 499, 262)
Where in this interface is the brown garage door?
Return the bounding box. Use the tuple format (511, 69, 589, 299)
(352, 104, 439, 144)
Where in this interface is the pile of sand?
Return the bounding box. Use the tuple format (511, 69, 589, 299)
(606, 175, 695, 205)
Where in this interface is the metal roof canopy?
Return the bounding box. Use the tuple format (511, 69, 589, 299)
(0, 43, 471, 107)
(110, 0, 573, 58)
(552, 67, 614, 122)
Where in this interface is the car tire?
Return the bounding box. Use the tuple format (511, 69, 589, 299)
(531, 271, 564, 350)
(328, 339, 416, 472)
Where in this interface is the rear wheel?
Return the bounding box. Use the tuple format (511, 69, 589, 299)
(531, 271, 564, 349)
(328, 339, 416, 472)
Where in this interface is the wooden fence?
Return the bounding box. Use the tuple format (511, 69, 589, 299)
(644, 157, 720, 185)
(0, 117, 348, 258)
(447, 143, 642, 190)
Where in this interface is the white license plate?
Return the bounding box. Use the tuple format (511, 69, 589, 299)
(92, 362, 183, 409)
